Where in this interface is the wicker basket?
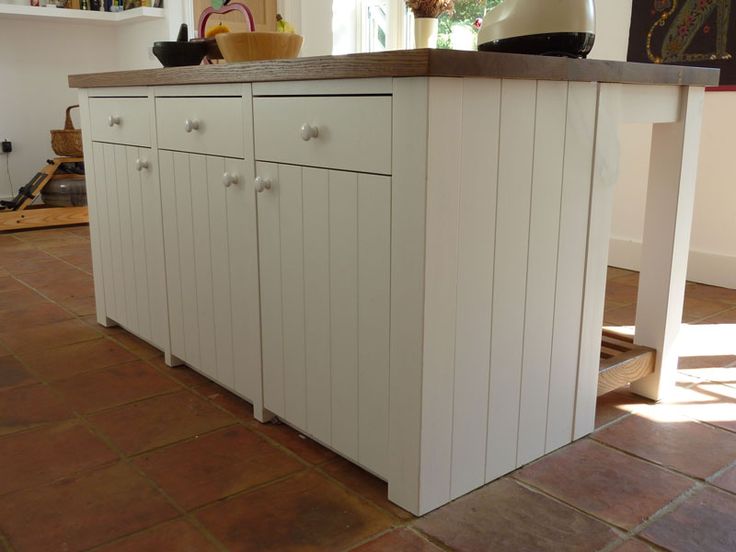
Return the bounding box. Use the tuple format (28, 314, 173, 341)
(50, 105, 83, 157)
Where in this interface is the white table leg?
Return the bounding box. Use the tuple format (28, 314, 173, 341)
(632, 86, 705, 400)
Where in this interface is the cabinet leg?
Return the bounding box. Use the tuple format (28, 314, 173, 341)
(253, 404, 276, 424)
(164, 351, 185, 368)
(97, 315, 117, 328)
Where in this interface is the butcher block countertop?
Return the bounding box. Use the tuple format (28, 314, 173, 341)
(68, 49, 719, 89)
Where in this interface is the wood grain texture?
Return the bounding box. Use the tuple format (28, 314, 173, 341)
(598, 334, 656, 397)
(69, 49, 719, 89)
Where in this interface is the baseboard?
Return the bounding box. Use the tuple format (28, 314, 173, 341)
(609, 237, 736, 290)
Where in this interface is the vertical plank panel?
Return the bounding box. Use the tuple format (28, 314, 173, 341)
(279, 164, 308, 429)
(357, 173, 391, 477)
(421, 77, 463, 509)
(114, 145, 138, 332)
(329, 170, 359, 461)
(516, 81, 568, 466)
(190, 155, 217, 378)
(173, 152, 201, 369)
(159, 150, 186, 359)
(450, 78, 500, 499)
(93, 142, 118, 323)
(388, 77, 428, 514)
(486, 79, 537, 482)
(207, 156, 235, 389)
(126, 147, 152, 342)
(546, 81, 598, 451)
(257, 161, 285, 416)
(302, 167, 332, 444)
(227, 157, 262, 406)
(103, 144, 127, 326)
(140, 152, 169, 350)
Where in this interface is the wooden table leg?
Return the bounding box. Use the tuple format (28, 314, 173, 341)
(632, 86, 706, 400)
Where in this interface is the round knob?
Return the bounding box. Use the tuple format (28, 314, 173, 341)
(255, 176, 272, 193)
(184, 119, 200, 133)
(223, 172, 239, 188)
(300, 123, 319, 141)
(135, 159, 149, 172)
(107, 115, 121, 127)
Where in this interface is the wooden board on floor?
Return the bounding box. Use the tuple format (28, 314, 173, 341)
(598, 329, 656, 396)
(0, 206, 88, 232)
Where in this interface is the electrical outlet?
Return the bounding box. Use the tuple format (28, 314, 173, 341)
(1, 140, 11, 154)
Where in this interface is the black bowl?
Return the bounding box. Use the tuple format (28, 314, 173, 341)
(152, 41, 208, 67)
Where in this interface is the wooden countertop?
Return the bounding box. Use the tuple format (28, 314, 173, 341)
(68, 49, 719, 89)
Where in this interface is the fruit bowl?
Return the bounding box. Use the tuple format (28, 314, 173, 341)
(215, 32, 303, 63)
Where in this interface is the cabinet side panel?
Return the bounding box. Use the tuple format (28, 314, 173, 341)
(228, 158, 262, 406)
(516, 81, 568, 466)
(357, 173, 392, 478)
(114, 145, 139, 332)
(258, 161, 285, 416)
(486, 79, 537, 482)
(419, 77, 463, 511)
(329, 170, 360, 461)
(546, 82, 598, 452)
(388, 77, 428, 515)
(159, 150, 186, 359)
(303, 167, 332, 444)
(450, 78, 501, 500)
(280, 164, 308, 429)
(104, 143, 128, 326)
(92, 142, 117, 323)
(126, 146, 153, 343)
(173, 152, 202, 369)
(207, 156, 235, 389)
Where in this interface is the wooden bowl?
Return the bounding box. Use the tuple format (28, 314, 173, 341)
(215, 32, 303, 63)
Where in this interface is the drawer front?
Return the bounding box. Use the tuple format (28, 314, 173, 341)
(253, 96, 392, 175)
(156, 97, 244, 158)
(89, 98, 151, 147)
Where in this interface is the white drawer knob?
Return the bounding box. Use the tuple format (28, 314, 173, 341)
(135, 159, 149, 172)
(184, 119, 200, 133)
(107, 115, 121, 127)
(300, 123, 319, 141)
(223, 172, 239, 188)
(255, 176, 272, 193)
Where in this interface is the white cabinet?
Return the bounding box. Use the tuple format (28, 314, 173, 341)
(256, 161, 391, 478)
(88, 142, 168, 350)
(158, 151, 263, 412)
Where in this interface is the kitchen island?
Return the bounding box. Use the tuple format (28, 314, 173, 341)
(70, 49, 717, 515)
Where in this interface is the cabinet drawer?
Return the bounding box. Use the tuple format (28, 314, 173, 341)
(156, 97, 244, 158)
(253, 96, 391, 175)
(89, 98, 151, 147)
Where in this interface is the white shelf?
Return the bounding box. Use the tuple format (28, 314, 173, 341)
(0, 5, 164, 24)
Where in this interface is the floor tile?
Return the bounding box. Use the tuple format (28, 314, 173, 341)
(685, 282, 736, 306)
(0, 301, 73, 333)
(134, 426, 303, 510)
(94, 518, 219, 552)
(197, 470, 392, 552)
(661, 382, 736, 434)
(111, 330, 163, 359)
(0, 287, 47, 310)
(0, 318, 99, 354)
(52, 360, 180, 414)
(35, 274, 94, 302)
(604, 280, 639, 307)
(515, 439, 693, 529)
(0, 277, 24, 293)
(0, 356, 36, 390)
(595, 388, 654, 428)
(89, 390, 234, 455)
(352, 528, 442, 551)
(414, 478, 618, 552)
(58, 294, 96, 316)
(607, 267, 636, 281)
(201, 386, 256, 420)
(2, 256, 74, 277)
(0, 421, 117, 496)
(696, 307, 736, 325)
(0, 462, 177, 552)
(640, 487, 736, 552)
(604, 304, 637, 326)
(251, 420, 337, 465)
(712, 464, 736, 495)
(612, 538, 656, 551)
(322, 456, 413, 520)
(682, 296, 732, 322)
(18, 337, 136, 381)
(0, 384, 73, 436)
(593, 406, 736, 479)
(15, 265, 88, 289)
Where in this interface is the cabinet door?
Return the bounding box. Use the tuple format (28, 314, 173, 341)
(257, 162, 391, 477)
(89, 142, 167, 349)
(159, 151, 261, 404)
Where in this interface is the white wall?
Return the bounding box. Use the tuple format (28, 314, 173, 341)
(591, 0, 736, 289)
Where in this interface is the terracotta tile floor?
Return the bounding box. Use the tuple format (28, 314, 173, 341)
(0, 226, 735, 551)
